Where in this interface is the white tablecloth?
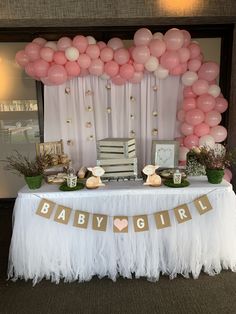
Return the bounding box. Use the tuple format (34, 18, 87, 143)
(8, 177, 236, 284)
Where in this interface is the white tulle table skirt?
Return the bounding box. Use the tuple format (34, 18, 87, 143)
(8, 177, 236, 284)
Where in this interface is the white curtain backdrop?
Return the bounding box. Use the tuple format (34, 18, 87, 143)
(44, 74, 182, 171)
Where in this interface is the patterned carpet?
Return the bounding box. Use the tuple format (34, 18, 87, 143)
(1, 271, 236, 314)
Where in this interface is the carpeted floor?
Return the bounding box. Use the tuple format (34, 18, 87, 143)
(1, 271, 236, 314)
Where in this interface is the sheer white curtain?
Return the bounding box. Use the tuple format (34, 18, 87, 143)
(44, 74, 182, 171)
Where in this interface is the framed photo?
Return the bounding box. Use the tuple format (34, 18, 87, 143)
(151, 140, 179, 168)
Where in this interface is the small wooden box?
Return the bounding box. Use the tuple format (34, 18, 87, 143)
(97, 138, 136, 159)
(36, 139, 64, 156)
(97, 158, 138, 179)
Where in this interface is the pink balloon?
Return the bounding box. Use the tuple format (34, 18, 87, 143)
(215, 97, 228, 113)
(192, 79, 209, 95)
(204, 110, 222, 126)
(224, 173, 231, 182)
(57, 37, 72, 51)
(48, 64, 67, 85)
(97, 41, 106, 50)
(160, 51, 180, 70)
(183, 86, 196, 98)
(184, 134, 199, 149)
(53, 51, 67, 65)
(185, 108, 205, 126)
(79, 68, 89, 77)
(65, 61, 80, 76)
(198, 62, 220, 81)
(177, 110, 185, 122)
(25, 62, 36, 77)
(72, 35, 88, 53)
(179, 146, 189, 161)
(195, 54, 204, 62)
(194, 123, 210, 137)
(15, 50, 29, 67)
(188, 43, 201, 59)
(129, 71, 143, 84)
(180, 122, 194, 135)
(188, 59, 202, 72)
(164, 28, 184, 50)
(196, 94, 216, 112)
(77, 54, 91, 69)
(40, 47, 54, 62)
(132, 46, 150, 64)
(149, 39, 166, 57)
(112, 74, 126, 85)
(178, 47, 190, 63)
(33, 59, 49, 77)
(114, 48, 130, 65)
(104, 60, 119, 77)
(134, 28, 153, 46)
(107, 37, 124, 50)
(224, 168, 232, 181)
(133, 63, 144, 72)
(32, 37, 47, 46)
(170, 64, 183, 76)
(25, 43, 41, 61)
(88, 58, 104, 76)
(119, 64, 135, 80)
(181, 30, 191, 47)
(100, 47, 114, 62)
(86, 44, 100, 59)
(183, 97, 196, 111)
(209, 125, 227, 142)
(180, 63, 188, 74)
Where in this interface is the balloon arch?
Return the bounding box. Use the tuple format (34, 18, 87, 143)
(15, 27, 229, 165)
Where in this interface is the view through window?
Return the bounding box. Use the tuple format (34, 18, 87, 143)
(0, 43, 40, 198)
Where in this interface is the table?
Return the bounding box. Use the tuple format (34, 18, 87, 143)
(8, 177, 236, 284)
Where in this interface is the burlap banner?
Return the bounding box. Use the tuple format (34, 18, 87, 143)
(35, 193, 213, 233)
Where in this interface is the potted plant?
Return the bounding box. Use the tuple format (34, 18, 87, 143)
(1, 151, 53, 189)
(190, 146, 235, 184)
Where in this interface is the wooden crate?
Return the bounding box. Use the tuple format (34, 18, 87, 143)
(97, 138, 136, 159)
(36, 140, 64, 156)
(97, 158, 137, 178)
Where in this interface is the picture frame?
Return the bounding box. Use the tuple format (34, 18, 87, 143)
(151, 140, 179, 168)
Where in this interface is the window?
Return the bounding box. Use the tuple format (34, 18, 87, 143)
(0, 43, 41, 198)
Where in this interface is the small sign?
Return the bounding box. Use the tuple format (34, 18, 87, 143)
(133, 215, 149, 232)
(36, 199, 55, 219)
(174, 204, 192, 224)
(92, 214, 108, 231)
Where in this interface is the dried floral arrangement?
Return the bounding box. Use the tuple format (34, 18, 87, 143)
(1, 151, 53, 177)
(190, 146, 236, 170)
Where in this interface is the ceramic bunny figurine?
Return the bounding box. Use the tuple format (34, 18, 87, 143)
(142, 164, 162, 187)
(86, 166, 105, 189)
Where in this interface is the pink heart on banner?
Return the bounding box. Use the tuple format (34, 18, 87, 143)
(114, 218, 128, 231)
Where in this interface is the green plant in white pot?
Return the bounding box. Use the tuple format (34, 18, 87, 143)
(1, 151, 52, 189)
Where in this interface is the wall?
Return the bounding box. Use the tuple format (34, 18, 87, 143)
(0, 0, 236, 190)
(0, 0, 236, 27)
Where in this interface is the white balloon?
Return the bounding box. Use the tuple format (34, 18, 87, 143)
(154, 65, 169, 79)
(181, 71, 198, 86)
(87, 36, 96, 45)
(153, 32, 164, 40)
(199, 134, 215, 149)
(145, 56, 159, 72)
(44, 41, 57, 51)
(65, 47, 79, 61)
(208, 84, 221, 98)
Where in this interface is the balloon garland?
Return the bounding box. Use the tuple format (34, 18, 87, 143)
(15, 27, 229, 165)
